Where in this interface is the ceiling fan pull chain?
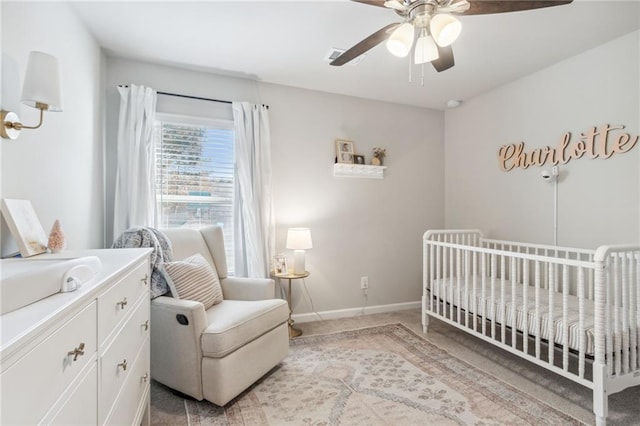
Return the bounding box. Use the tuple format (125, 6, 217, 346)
(408, 54, 412, 83)
(421, 63, 425, 86)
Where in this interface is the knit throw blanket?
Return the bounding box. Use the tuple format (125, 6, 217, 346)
(112, 227, 173, 298)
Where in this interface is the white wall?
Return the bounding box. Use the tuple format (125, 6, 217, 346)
(444, 31, 640, 249)
(105, 57, 444, 313)
(1, 2, 104, 254)
(261, 82, 444, 312)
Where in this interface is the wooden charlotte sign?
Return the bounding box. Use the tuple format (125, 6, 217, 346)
(498, 124, 639, 171)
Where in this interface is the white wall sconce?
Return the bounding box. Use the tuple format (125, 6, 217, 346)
(286, 228, 313, 275)
(1, 51, 63, 140)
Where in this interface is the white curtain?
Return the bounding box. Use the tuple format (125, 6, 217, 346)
(232, 102, 274, 278)
(113, 84, 157, 241)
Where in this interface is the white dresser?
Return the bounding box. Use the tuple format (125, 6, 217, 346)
(0, 248, 152, 425)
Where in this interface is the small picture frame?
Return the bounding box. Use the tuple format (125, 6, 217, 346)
(354, 155, 365, 165)
(273, 254, 289, 275)
(1, 199, 48, 257)
(336, 139, 355, 164)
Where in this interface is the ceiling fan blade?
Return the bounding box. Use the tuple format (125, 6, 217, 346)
(437, 0, 471, 14)
(462, 0, 572, 15)
(384, 0, 406, 11)
(331, 23, 401, 66)
(431, 45, 454, 72)
(349, 0, 388, 8)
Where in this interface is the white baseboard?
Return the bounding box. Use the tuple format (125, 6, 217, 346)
(291, 301, 421, 324)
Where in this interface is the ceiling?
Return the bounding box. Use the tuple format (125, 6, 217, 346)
(70, 0, 640, 110)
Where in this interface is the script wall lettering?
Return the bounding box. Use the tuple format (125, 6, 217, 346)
(498, 124, 639, 171)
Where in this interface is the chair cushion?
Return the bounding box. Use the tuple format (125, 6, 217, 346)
(162, 254, 223, 309)
(201, 299, 289, 358)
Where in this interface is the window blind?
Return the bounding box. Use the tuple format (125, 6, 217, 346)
(155, 118, 235, 274)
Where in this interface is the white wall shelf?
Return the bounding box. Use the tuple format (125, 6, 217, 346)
(333, 163, 387, 179)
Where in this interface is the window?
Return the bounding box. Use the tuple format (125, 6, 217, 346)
(154, 115, 235, 274)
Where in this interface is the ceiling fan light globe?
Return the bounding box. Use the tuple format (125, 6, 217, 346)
(386, 22, 415, 57)
(414, 35, 439, 64)
(430, 14, 462, 47)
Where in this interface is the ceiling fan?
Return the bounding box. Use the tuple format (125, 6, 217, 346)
(331, 0, 573, 72)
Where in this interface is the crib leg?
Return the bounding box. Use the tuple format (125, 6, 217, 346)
(593, 363, 608, 426)
(423, 313, 429, 334)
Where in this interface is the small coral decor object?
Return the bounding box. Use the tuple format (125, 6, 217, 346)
(372, 147, 386, 166)
(48, 219, 66, 253)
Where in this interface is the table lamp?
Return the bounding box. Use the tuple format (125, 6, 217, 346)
(286, 228, 312, 274)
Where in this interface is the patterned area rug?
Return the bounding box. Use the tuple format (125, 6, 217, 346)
(152, 323, 584, 425)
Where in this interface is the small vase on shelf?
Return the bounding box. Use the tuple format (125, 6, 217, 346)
(372, 147, 386, 166)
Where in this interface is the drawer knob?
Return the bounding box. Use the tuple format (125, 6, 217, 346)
(141, 372, 149, 383)
(141, 274, 149, 286)
(142, 320, 149, 331)
(117, 297, 128, 309)
(118, 359, 128, 371)
(68, 342, 85, 361)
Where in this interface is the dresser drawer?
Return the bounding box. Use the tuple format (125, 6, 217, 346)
(99, 298, 150, 423)
(0, 302, 97, 425)
(98, 261, 149, 346)
(102, 337, 150, 426)
(48, 363, 98, 425)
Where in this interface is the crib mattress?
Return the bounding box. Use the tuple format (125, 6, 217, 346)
(429, 276, 596, 356)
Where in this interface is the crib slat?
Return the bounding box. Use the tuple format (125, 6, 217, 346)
(622, 253, 629, 374)
(491, 254, 497, 339)
(523, 260, 530, 356)
(578, 266, 586, 379)
(614, 254, 621, 376)
(562, 264, 569, 372)
(473, 251, 478, 333)
(501, 255, 506, 345)
(482, 253, 487, 335)
(464, 251, 470, 329)
(635, 253, 640, 369)
(535, 261, 541, 359)
(449, 245, 455, 321)
(634, 253, 640, 369)
(606, 257, 613, 376)
(436, 244, 441, 317)
(511, 257, 517, 350)
(548, 263, 556, 366)
(430, 243, 435, 314)
(456, 246, 462, 325)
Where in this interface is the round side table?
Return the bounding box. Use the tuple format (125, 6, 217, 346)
(271, 271, 310, 338)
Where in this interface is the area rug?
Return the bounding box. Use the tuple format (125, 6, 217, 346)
(152, 323, 584, 425)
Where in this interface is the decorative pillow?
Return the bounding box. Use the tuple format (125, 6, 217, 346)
(161, 254, 223, 309)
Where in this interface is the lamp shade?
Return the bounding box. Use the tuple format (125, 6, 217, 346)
(21, 51, 63, 112)
(386, 23, 415, 57)
(286, 228, 312, 250)
(414, 34, 439, 64)
(430, 14, 462, 47)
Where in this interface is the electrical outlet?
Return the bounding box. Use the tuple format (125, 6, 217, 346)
(360, 276, 369, 289)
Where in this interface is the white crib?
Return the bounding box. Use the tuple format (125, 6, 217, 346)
(422, 229, 640, 426)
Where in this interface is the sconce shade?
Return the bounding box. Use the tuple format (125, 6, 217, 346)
(21, 51, 63, 112)
(386, 22, 415, 57)
(430, 14, 462, 47)
(286, 228, 313, 250)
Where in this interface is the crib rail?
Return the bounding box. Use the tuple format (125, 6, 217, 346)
(422, 230, 640, 411)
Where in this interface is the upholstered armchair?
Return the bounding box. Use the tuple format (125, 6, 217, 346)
(150, 226, 289, 406)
